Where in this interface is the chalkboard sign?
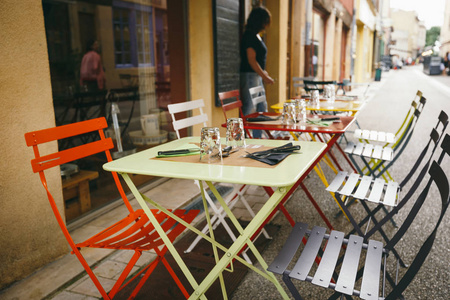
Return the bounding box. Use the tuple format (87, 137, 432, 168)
(213, 0, 241, 107)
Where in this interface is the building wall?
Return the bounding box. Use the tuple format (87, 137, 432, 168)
(440, 0, 450, 57)
(354, 0, 376, 82)
(290, 0, 306, 96)
(188, 0, 223, 135)
(339, 0, 354, 14)
(265, 1, 289, 109)
(391, 9, 425, 59)
(0, 1, 68, 289)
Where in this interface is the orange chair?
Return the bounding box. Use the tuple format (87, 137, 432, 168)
(25, 117, 199, 299)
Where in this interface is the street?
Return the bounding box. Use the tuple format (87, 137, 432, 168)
(232, 64, 450, 299)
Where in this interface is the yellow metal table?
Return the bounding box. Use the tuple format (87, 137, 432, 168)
(103, 137, 326, 299)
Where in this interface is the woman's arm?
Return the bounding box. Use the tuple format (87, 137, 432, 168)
(246, 48, 274, 85)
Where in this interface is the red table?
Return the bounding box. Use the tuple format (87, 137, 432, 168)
(227, 112, 358, 230)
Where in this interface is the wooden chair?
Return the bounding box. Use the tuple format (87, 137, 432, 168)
(268, 133, 450, 300)
(25, 117, 199, 299)
(167, 100, 270, 264)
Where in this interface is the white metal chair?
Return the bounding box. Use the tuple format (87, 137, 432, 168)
(167, 99, 270, 264)
(344, 92, 426, 181)
(248, 85, 273, 139)
(248, 85, 266, 108)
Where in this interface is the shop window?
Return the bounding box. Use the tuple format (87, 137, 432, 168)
(42, 0, 188, 223)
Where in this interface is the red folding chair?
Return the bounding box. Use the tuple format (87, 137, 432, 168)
(24, 117, 199, 299)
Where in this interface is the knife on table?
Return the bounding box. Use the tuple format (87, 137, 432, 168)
(157, 148, 200, 156)
(320, 117, 340, 121)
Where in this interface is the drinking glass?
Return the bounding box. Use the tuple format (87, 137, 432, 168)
(226, 118, 246, 148)
(311, 90, 320, 109)
(200, 127, 222, 162)
(282, 102, 297, 125)
(295, 99, 307, 123)
(324, 85, 330, 100)
(327, 84, 335, 103)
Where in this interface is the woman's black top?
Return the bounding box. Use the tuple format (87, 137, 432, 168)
(240, 30, 267, 73)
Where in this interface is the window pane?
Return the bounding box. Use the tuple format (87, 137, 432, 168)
(43, 1, 179, 221)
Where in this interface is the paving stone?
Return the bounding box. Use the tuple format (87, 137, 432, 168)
(92, 260, 128, 279)
(110, 250, 157, 267)
(68, 276, 115, 298)
(51, 291, 98, 300)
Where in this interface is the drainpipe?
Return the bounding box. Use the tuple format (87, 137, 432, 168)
(350, 8, 356, 80)
(304, 0, 312, 76)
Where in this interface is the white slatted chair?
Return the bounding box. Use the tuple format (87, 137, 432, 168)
(326, 111, 448, 266)
(344, 93, 426, 180)
(354, 90, 422, 145)
(168, 99, 270, 264)
(248, 85, 273, 139)
(248, 85, 266, 108)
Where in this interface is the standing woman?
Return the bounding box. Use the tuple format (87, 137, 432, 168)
(240, 6, 274, 138)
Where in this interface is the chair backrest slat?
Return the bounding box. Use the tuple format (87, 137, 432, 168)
(168, 99, 205, 115)
(25, 118, 107, 146)
(172, 114, 208, 136)
(249, 85, 266, 106)
(31, 138, 114, 173)
(167, 99, 208, 139)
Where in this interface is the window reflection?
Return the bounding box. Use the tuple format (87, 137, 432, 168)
(42, 0, 184, 222)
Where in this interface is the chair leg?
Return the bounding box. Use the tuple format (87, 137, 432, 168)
(109, 250, 142, 298)
(358, 201, 407, 267)
(282, 271, 304, 300)
(71, 247, 111, 299)
(185, 182, 254, 264)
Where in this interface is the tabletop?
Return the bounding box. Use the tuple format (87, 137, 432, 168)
(103, 137, 327, 187)
(241, 112, 355, 134)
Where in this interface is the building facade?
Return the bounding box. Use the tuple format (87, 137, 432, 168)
(1, 0, 380, 290)
(440, 0, 450, 58)
(390, 9, 426, 62)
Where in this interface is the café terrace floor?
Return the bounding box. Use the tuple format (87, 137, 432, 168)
(2, 66, 449, 299)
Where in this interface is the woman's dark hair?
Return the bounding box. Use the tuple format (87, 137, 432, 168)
(245, 6, 271, 33)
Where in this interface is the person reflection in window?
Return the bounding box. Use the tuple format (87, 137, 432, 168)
(80, 40, 105, 91)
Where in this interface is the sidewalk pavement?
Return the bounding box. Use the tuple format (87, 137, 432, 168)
(0, 73, 391, 300)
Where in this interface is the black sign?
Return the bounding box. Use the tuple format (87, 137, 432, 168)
(213, 0, 241, 107)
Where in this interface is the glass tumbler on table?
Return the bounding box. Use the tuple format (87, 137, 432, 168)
(327, 84, 335, 103)
(200, 127, 222, 163)
(311, 90, 320, 109)
(295, 99, 307, 123)
(282, 102, 297, 125)
(226, 118, 246, 148)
